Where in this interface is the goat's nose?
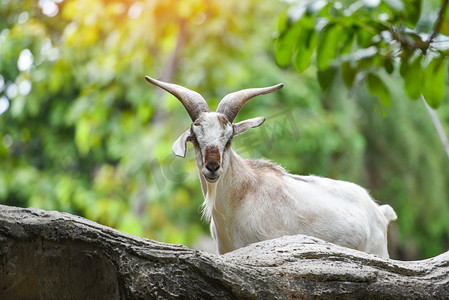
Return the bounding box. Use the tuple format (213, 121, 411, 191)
(206, 162, 220, 172)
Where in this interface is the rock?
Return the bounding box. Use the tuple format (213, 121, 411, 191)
(0, 205, 447, 299)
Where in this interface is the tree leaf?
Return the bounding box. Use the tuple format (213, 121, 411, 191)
(341, 62, 357, 88)
(277, 9, 289, 34)
(273, 22, 301, 67)
(317, 66, 337, 91)
(440, 19, 449, 35)
(402, 55, 422, 100)
(356, 27, 375, 48)
(317, 23, 342, 70)
(340, 29, 355, 55)
(366, 73, 392, 107)
(422, 57, 445, 108)
(384, 58, 394, 74)
(399, 56, 409, 77)
(439, 1, 449, 35)
(403, 0, 422, 28)
(293, 25, 317, 73)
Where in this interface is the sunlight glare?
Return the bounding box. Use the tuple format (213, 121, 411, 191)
(18, 12, 29, 24)
(0, 96, 9, 115)
(128, 2, 143, 19)
(192, 12, 206, 25)
(17, 49, 34, 71)
(2, 134, 13, 148)
(6, 83, 17, 99)
(18, 80, 32, 96)
(362, 0, 380, 8)
(0, 75, 4, 93)
(39, 0, 59, 17)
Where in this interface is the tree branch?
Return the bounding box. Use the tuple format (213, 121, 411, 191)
(429, 0, 449, 43)
(390, 29, 429, 52)
(389, 0, 449, 53)
(1, 205, 449, 299)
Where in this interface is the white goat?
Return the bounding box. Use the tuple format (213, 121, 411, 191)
(145, 76, 398, 257)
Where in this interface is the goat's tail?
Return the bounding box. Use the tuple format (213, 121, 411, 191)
(379, 204, 397, 223)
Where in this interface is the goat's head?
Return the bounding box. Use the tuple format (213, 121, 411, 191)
(145, 76, 283, 183)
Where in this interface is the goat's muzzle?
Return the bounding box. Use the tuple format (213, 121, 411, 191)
(202, 146, 222, 183)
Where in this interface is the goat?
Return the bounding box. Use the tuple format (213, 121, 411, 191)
(145, 76, 398, 257)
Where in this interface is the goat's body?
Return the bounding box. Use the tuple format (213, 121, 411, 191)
(201, 150, 396, 257)
(145, 76, 397, 258)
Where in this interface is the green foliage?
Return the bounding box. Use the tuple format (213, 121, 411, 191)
(272, 0, 449, 258)
(316, 23, 342, 70)
(422, 56, 446, 108)
(1, 0, 448, 260)
(293, 19, 317, 72)
(274, 0, 449, 108)
(359, 83, 449, 259)
(366, 72, 391, 107)
(0, 0, 293, 249)
(401, 55, 423, 100)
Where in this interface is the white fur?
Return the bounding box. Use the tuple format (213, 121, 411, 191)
(185, 113, 397, 257)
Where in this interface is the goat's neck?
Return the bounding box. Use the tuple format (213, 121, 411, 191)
(199, 149, 255, 222)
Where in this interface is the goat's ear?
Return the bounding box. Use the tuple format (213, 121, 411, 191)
(172, 130, 191, 158)
(233, 117, 265, 136)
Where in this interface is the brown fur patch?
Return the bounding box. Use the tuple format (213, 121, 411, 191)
(246, 159, 287, 178)
(217, 113, 230, 128)
(230, 178, 251, 206)
(205, 146, 220, 166)
(224, 136, 233, 151)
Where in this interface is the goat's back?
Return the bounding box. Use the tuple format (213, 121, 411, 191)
(232, 173, 395, 257)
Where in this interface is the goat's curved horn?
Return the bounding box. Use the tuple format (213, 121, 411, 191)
(217, 83, 284, 122)
(145, 76, 210, 121)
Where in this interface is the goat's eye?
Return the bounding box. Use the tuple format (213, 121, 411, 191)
(226, 138, 232, 147)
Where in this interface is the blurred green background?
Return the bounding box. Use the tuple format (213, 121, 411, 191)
(1, 0, 448, 260)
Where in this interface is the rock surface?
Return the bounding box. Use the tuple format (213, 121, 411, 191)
(0, 205, 448, 299)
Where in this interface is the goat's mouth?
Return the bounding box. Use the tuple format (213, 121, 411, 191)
(204, 174, 219, 183)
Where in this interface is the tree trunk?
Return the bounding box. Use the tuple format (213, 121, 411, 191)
(0, 205, 447, 299)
